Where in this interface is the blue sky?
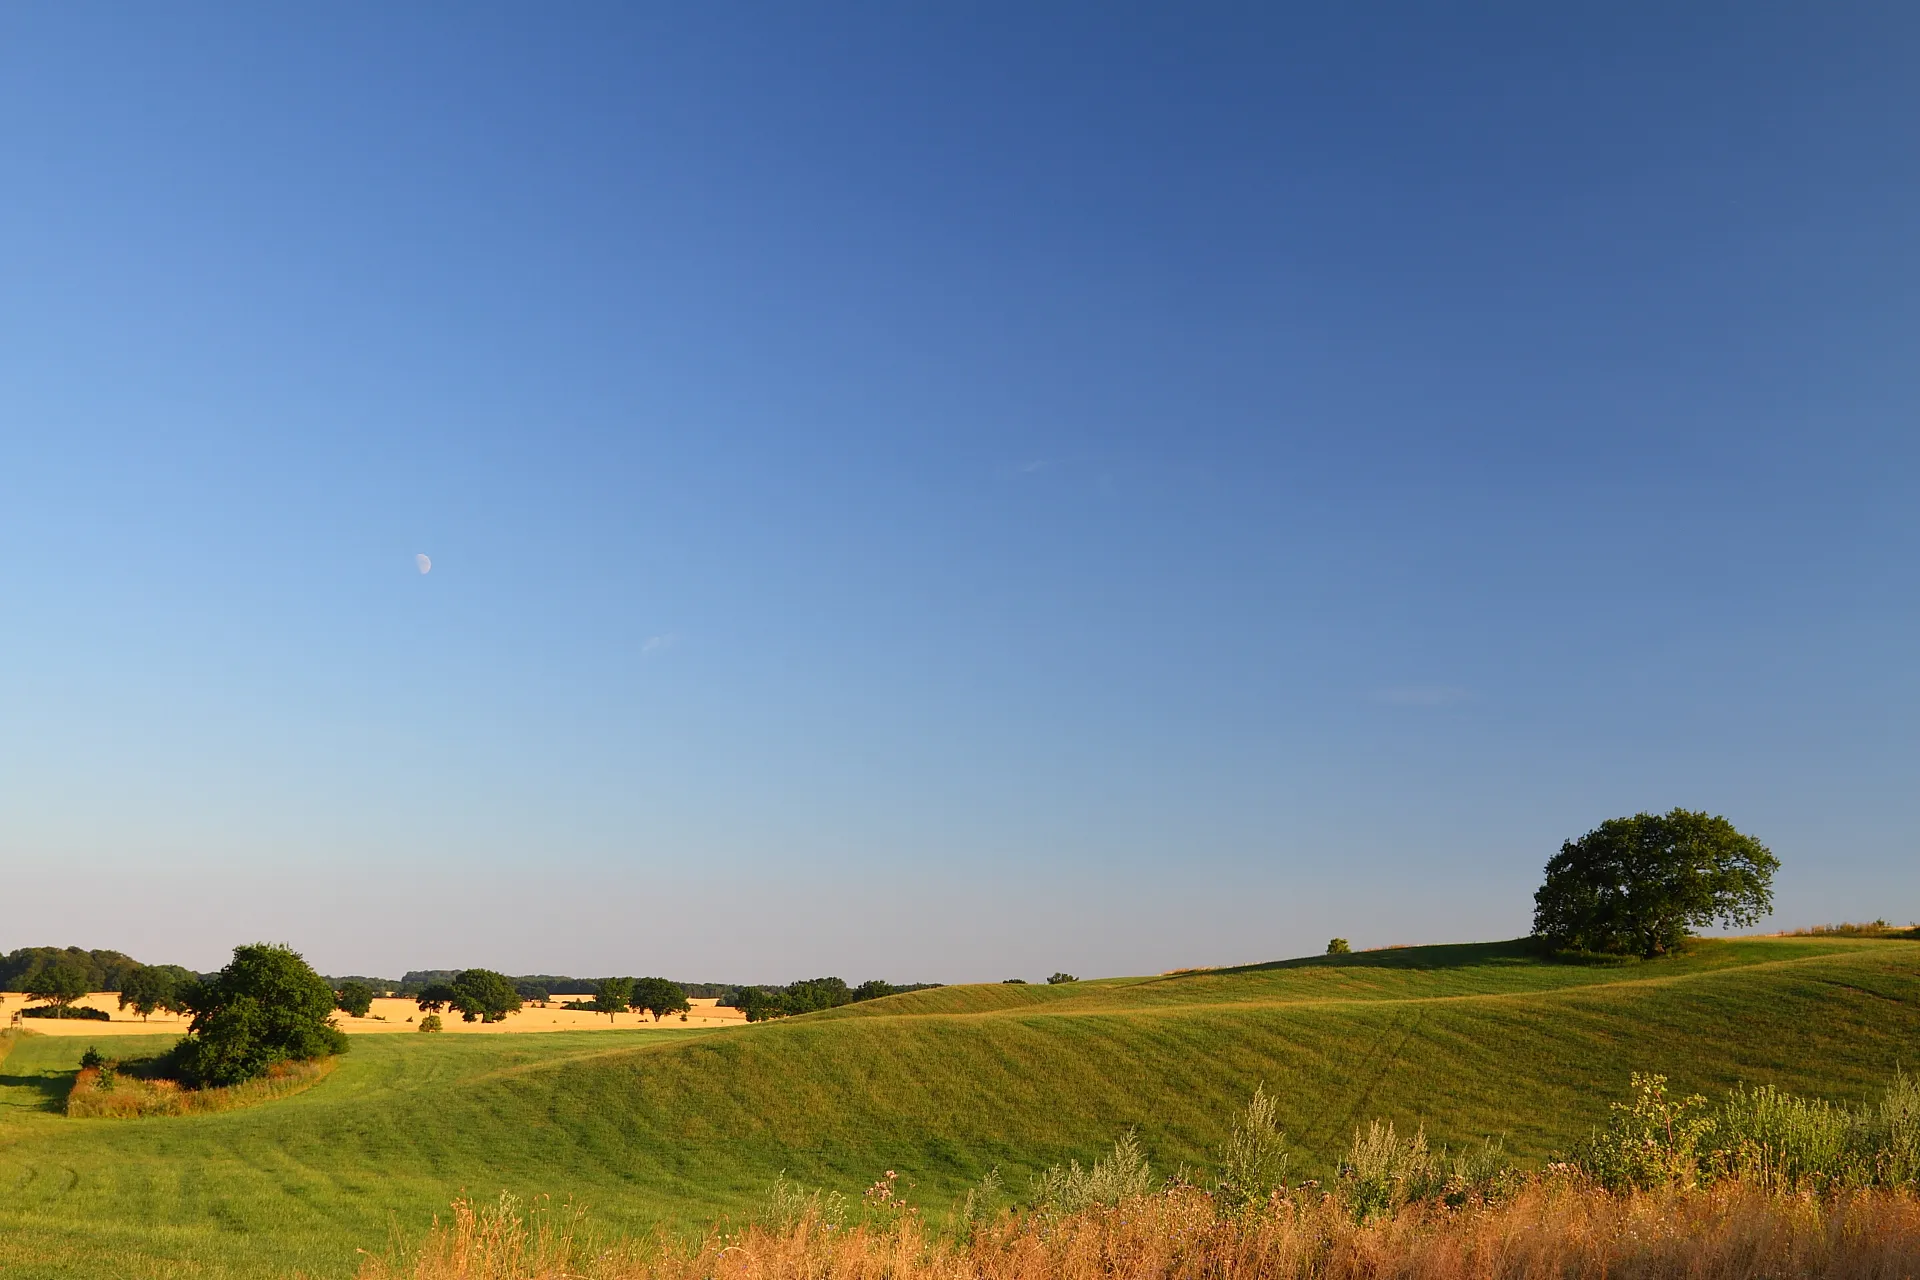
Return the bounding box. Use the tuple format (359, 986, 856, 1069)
(3, 6, 1915, 981)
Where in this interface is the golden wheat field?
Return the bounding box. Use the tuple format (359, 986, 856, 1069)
(0, 991, 746, 1036)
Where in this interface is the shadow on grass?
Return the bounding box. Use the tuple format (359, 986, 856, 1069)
(0, 1070, 76, 1114)
(1218, 937, 1648, 975)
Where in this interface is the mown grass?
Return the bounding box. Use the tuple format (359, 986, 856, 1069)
(0, 936, 1914, 1280)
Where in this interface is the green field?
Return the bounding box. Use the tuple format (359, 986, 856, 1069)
(2, 935, 1916, 1279)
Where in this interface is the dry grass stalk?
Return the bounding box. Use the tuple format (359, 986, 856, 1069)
(361, 1182, 1920, 1280)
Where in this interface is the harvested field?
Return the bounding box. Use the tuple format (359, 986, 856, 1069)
(0, 991, 745, 1035)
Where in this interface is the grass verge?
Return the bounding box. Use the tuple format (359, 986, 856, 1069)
(66, 1056, 338, 1118)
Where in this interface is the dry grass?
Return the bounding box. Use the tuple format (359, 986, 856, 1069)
(65, 1056, 337, 1118)
(361, 1183, 1920, 1280)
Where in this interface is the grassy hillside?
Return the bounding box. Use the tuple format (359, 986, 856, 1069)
(0, 935, 1916, 1280)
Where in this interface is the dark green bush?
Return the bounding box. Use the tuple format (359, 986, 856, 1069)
(166, 943, 349, 1087)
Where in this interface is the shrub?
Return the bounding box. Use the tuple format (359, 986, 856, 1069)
(22, 1004, 110, 1020)
(418, 1014, 443, 1032)
(79, 1045, 108, 1069)
(167, 943, 349, 1087)
(1326, 938, 1351, 954)
(1573, 1072, 1716, 1189)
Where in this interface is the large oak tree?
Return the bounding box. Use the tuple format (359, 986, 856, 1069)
(1533, 809, 1777, 957)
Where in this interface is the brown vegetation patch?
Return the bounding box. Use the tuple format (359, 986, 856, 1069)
(65, 1056, 337, 1118)
(364, 1184, 1920, 1280)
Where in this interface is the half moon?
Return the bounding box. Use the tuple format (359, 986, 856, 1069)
(416, 553, 432, 575)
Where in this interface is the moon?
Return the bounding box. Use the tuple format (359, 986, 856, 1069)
(415, 553, 432, 575)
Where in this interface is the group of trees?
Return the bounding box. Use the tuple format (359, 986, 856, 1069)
(12, 955, 195, 1021)
(414, 969, 524, 1023)
(727, 976, 941, 1021)
(0, 946, 170, 993)
(566, 976, 691, 1022)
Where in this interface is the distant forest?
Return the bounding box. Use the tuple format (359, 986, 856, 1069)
(0, 947, 197, 992)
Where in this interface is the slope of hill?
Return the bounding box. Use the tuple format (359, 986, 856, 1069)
(0, 935, 1915, 1280)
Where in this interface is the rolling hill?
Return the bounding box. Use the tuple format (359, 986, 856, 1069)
(1, 934, 1915, 1279)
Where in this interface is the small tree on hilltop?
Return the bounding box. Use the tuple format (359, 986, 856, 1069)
(118, 965, 180, 1021)
(448, 969, 522, 1023)
(335, 981, 375, 1018)
(1326, 938, 1351, 955)
(1047, 972, 1078, 984)
(25, 961, 89, 1013)
(629, 977, 689, 1022)
(1533, 809, 1778, 958)
(590, 977, 634, 1023)
(169, 943, 349, 1087)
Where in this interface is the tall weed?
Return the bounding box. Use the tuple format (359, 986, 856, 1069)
(1216, 1084, 1291, 1208)
(1031, 1130, 1152, 1215)
(1339, 1119, 1445, 1218)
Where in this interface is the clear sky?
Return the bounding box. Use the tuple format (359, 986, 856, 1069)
(3, 6, 1915, 983)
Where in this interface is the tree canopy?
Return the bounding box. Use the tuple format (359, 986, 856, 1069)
(447, 969, 522, 1023)
(589, 977, 634, 1021)
(629, 977, 689, 1021)
(1533, 809, 1778, 958)
(728, 976, 942, 1021)
(24, 961, 88, 1008)
(1, 946, 146, 993)
(334, 980, 375, 1018)
(118, 965, 184, 1020)
(169, 943, 349, 1087)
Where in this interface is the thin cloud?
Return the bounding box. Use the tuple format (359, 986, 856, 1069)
(641, 633, 676, 656)
(1370, 686, 1472, 707)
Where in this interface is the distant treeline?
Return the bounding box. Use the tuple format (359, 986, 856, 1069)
(394, 972, 943, 1015)
(729, 976, 942, 1021)
(395, 972, 736, 1000)
(4, 949, 939, 1018)
(0, 947, 197, 992)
